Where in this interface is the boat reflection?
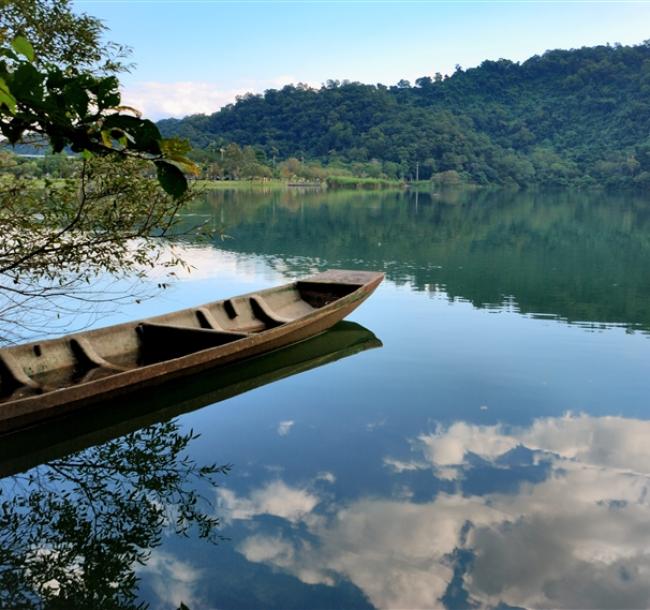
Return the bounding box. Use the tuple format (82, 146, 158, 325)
(0, 320, 381, 478)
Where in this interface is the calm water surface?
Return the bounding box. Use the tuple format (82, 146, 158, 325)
(3, 188, 650, 609)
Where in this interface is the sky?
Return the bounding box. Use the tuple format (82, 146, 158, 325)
(74, 0, 650, 120)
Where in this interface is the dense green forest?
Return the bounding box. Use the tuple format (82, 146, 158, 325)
(159, 41, 650, 188)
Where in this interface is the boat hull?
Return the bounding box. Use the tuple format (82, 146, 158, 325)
(0, 270, 383, 432)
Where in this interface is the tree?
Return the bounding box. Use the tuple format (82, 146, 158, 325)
(0, 156, 202, 341)
(0, 0, 127, 72)
(0, 1, 202, 341)
(0, 32, 195, 197)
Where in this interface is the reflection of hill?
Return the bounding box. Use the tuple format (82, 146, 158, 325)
(188, 188, 650, 331)
(0, 321, 380, 478)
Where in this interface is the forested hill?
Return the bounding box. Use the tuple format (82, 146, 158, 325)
(159, 42, 650, 187)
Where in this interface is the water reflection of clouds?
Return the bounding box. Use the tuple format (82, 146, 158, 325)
(152, 242, 326, 286)
(149, 246, 277, 282)
(218, 480, 321, 525)
(236, 493, 501, 609)
(277, 420, 295, 436)
(137, 550, 206, 610)
(222, 414, 650, 609)
(414, 414, 650, 474)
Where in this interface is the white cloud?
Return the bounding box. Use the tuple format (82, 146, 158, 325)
(236, 493, 502, 610)
(466, 462, 650, 609)
(315, 471, 336, 484)
(122, 81, 248, 120)
(137, 550, 205, 610)
(238, 534, 296, 566)
(520, 412, 650, 473)
(366, 418, 387, 431)
(277, 420, 295, 436)
(121, 75, 311, 120)
(217, 480, 319, 524)
(382, 456, 427, 473)
(414, 413, 650, 476)
(239, 534, 333, 586)
(228, 413, 650, 609)
(418, 421, 518, 467)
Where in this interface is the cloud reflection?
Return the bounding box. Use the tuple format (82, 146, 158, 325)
(277, 420, 295, 436)
(218, 480, 320, 525)
(226, 413, 650, 609)
(137, 550, 205, 610)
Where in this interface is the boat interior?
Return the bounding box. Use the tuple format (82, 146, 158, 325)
(0, 281, 360, 402)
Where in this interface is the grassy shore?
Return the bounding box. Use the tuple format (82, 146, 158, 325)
(325, 176, 405, 190)
(193, 177, 406, 190)
(193, 179, 288, 190)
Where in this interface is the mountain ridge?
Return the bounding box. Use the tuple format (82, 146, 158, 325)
(159, 41, 650, 187)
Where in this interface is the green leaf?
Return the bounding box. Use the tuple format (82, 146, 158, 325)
(11, 63, 43, 100)
(11, 36, 34, 62)
(100, 129, 114, 148)
(62, 80, 89, 116)
(2, 116, 27, 143)
(113, 105, 142, 117)
(45, 67, 66, 90)
(160, 137, 192, 157)
(166, 155, 200, 176)
(133, 119, 162, 152)
(0, 48, 19, 61)
(0, 77, 16, 113)
(155, 160, 188, 198)
(93, 76, 120, 104)
(103, 115, 161, 154)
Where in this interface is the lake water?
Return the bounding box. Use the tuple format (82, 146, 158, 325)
(3, 187, 650, 609)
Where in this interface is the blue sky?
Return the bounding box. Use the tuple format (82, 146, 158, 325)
(75, 1, 650, 119)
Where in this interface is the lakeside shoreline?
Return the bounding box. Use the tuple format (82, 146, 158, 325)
(193, 177, 407, 191)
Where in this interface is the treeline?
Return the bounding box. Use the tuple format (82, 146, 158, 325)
(0, 145, 405, 188)
(189, 142, 402, 185)
(159, 41, 650, 188)
(0, 150, 77, 178)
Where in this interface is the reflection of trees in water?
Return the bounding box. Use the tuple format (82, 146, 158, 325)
(187, 188, 650, 330)
(0, 420, 229, 609)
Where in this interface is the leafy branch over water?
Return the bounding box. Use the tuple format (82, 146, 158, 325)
(0, 1, 210, 340)
(0, 30, 196, 197)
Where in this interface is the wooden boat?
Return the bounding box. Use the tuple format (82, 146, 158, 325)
(0, 269, 383, 432)
(0, 321, 381, 477)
